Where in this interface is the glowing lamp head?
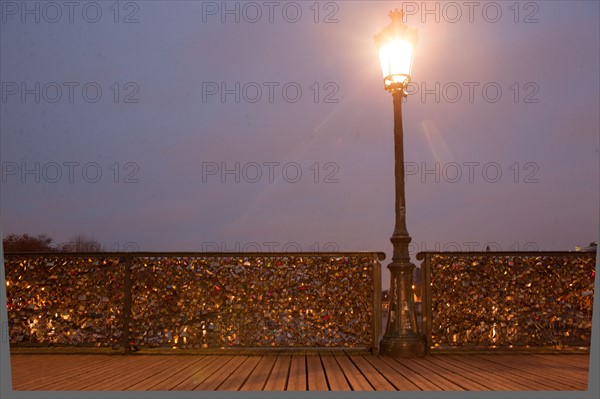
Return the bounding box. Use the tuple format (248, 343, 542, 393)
(374, 9, 418, 93)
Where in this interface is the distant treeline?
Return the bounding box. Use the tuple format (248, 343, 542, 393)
(3, 233, 102, 252)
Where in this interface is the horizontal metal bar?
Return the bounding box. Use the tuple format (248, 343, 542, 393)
(5, 251, 386, 260)
(416, 251, 596, 260)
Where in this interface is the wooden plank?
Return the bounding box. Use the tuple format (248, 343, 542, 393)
(287, 354, 307, 391)
(476, 355, 583, 390)
(320, 354, 350, 390)
(170, 355, 231, 390)
(44, 355, 153, 390)
(87, 355, 177, 390)
(240, 356, 276, 391)
(479, 355, 587, 390)
(490, 355, 588, 390)
(535, 354, 590, 363)
(10, 354, 86, 372)
(444, 355, 558, 391)
(520, 357, 588, 389)
(522, 354, 590, 375)
(11, 355, 90, 389)
(361, 356, 421, 390)
(194, 356, 248, 391)
(394, 358, 465, 390)
(150, 356, 217, 391)
(65, 355, 162, 390)
(531, 354, 589, 369)
(126, 356, 205, 390)
(334, 353, 373, 390)
(410, 358, 492, 390)
(23, 356, 123, 390)
(9, 352, 591, 392)
(427, 356, 524, 390)
(11, 354, 93, 378)
(194, 356, 247, 390)
(263, 355, 291, 391)
(349, 355, 395, 390)
(306, 355, 328, 391)
(218, 356, 261, 391)
(9, 354, 40, 365)
(377, 356, 444, 391)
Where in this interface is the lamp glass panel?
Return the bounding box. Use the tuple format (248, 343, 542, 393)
(378, 39, 413, 83)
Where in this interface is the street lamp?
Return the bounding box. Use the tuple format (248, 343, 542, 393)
(375, 9, 425, 357)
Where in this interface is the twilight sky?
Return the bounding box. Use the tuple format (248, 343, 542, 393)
(1, 1, 598, 288)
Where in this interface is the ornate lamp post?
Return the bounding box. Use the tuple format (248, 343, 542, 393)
(375, 9, 425, 357)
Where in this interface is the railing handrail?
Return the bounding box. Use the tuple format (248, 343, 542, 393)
(5, 251, 386, 261)
(416, 250, 596, 260)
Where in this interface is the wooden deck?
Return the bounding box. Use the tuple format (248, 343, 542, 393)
(10, 352, 589, 391)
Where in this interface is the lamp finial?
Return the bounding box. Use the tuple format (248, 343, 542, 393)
(388, 9, 404, 22)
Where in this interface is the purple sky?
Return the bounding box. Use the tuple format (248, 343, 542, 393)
(1, 1, 598, 288)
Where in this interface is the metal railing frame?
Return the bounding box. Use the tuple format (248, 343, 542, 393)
(417, 251, 596, 354)
(5, 251, 385, 353)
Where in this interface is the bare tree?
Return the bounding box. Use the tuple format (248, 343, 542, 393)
(60, 234, 103, 252)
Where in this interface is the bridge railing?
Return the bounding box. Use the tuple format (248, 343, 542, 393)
(4, 251, 383, 353)
(417, 251, 596, 353)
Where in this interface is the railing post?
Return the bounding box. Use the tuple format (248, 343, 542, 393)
(373, 254, 383, 354)
(121, 255, 133, 355)
(419, 253, 432, 355)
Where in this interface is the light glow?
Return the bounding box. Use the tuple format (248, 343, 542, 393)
(379, 39, 414, 85)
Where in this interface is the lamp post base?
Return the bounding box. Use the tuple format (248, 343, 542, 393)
(380, 334, 425, 357)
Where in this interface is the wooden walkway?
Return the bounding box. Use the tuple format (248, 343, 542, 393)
(10, 352, 589, 391)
